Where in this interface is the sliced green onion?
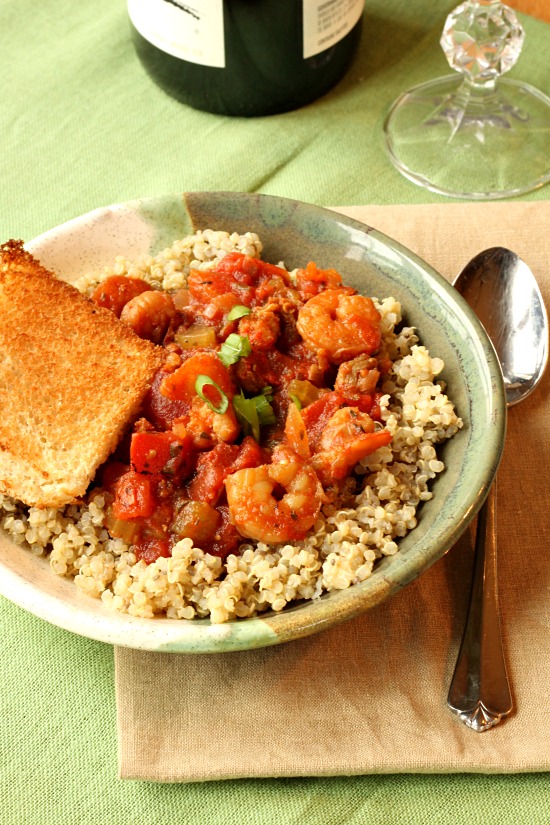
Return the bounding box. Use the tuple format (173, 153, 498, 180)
(233, 391, 277, 441)
(218, 333, 251, 367)
(227, 305, 251, 322)
(289, 393, 302, 411)
(233, 392, 260, 442)
(195, 374, 229, 415)
(255, 394, 277, 426)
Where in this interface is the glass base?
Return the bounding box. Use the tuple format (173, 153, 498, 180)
(383, 75, 550, 199)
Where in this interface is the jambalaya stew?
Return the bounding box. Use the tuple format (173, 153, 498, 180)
(0, 231, 462, 623)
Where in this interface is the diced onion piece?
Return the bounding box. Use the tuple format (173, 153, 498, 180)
(172, 288, 190, 310)
(287, 378, 322, 408)
(104, 508, 142, 545)
(175, 324, 217, 349)
(171, 500, 221, 544)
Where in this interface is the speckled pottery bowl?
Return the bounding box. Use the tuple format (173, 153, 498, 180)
(0, 192, 506, 653)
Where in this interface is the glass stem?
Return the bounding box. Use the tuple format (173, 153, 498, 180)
(446, 77, 499, 139)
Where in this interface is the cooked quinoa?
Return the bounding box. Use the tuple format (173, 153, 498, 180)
(0, 230, 462, 624)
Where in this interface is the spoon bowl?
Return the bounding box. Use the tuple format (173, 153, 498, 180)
(455, 248, 548, 405)
(447, 247, 548, 731)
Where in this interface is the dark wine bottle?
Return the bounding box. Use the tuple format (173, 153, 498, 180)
(128, 0, 364, 117)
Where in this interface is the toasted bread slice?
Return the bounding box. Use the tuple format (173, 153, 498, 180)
(0, 240, 165, 508)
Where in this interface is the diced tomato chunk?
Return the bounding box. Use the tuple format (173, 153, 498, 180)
(141, 501, 174, 541)
(91, 275, 150, 317)
(212, 252, 288, 282)
(348, 393, 373, 414)
(130, 430, 193, 479)
(295, 262, 343, 300)
(200, 506, 242, 559)
(142, 369, 189, 429)
(112, 470, 155, 520)
(134, 538, 171, 565)
(187, 443, 239, 506)
(131, 431, 175, 474)
(369, 391, 384, 422)
(160, 351, 235, 403)
(338, 390, 383, 420)
(187, 436, 266, 506)
(188, 255, 255, 305)
(187, 253, 291, 307)
(301, 392, 347, 452)
(233, 435, 267, 471)
(100, 460, 130, 492)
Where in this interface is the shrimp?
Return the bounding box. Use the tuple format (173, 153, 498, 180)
(224, 451, 323, 543)
(186, 394, 239, 448)
(296, 288, 381, 364)
(312, 407, 392, 484)
(120, 290, 176, 344)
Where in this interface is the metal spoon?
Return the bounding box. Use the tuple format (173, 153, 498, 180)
(447, 247, 548, 732)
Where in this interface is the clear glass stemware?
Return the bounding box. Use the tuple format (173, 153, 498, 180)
(383, 0, 550, 199)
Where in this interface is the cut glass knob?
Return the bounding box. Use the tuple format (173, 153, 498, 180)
(383, 0, 550, 199)
(441, 0, 525, 83)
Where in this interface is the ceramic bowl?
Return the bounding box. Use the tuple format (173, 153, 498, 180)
(0, 192, 506, 652)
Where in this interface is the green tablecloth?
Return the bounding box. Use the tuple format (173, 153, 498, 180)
(1, 0, 549, 822)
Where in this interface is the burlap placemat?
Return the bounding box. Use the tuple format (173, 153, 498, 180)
(115, 202, 550, 782)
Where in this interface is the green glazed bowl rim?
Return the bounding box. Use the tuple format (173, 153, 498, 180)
(0, 192, 506, 653)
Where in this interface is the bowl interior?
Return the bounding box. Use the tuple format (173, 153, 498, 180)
(0, 192, 506, 652)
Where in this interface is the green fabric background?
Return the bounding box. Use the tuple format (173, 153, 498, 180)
(1, 0, 549, 821)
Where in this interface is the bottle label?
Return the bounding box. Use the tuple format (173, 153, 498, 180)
(128, 0, 225, 68)
(303, 0, 364, 59)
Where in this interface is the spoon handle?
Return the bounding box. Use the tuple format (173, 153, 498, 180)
(447, 479, 513, 731)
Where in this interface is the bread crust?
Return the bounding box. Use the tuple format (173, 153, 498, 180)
(0, 240, 165, 508)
